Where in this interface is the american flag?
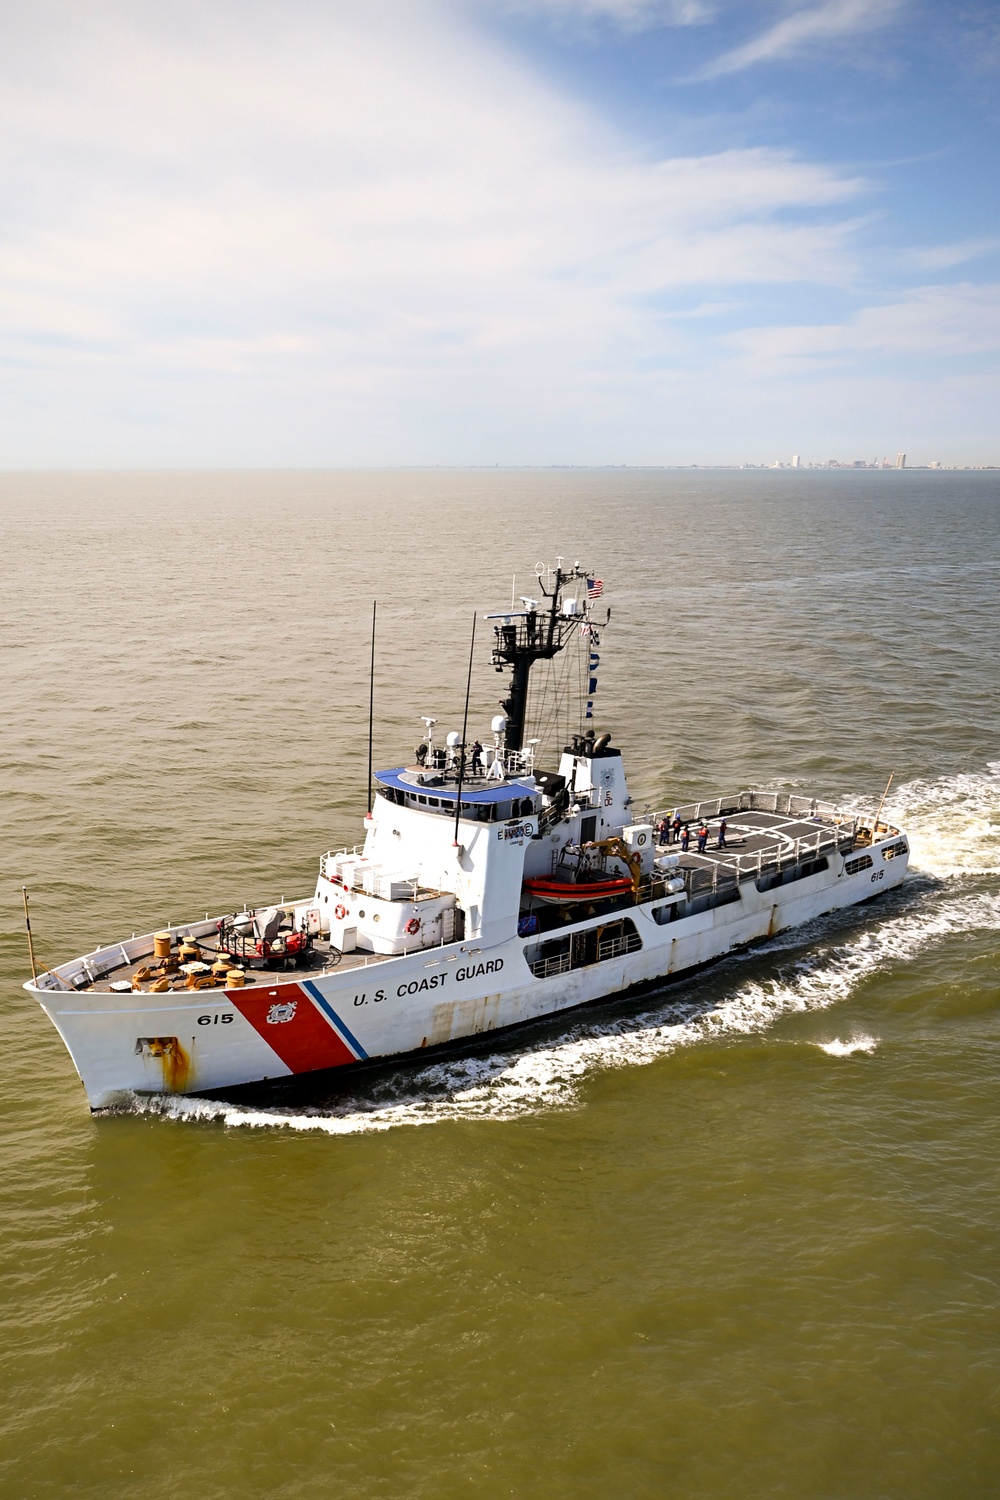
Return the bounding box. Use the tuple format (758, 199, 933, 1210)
(587, 577, 604, 600)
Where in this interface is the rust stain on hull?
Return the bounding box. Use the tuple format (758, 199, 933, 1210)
(140, 1037, 192, 1092)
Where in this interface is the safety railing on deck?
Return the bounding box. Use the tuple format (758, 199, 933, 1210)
(652, 789, 850, 827)
(529, 952, 574, 979)
(596, 929, 643, 963)
(591, 792, 864, 909)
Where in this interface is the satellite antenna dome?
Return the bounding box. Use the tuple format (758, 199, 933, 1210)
(491, 714, 507, 734)
(445, 730, 461, 748)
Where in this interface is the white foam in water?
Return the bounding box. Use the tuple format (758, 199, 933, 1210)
(884, 762, 1000, 878)
(126, 766, 1000, 1136)
(816, 1036, 878, 1057)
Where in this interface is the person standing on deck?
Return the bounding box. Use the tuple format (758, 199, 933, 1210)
(717, 818, 728, 849)
(657, 818, 669, 847)
(672, 814, 682, 844)
(680, 823, 690, 852)
(697, 821, 708, 853)
(471, 740, 483, 775)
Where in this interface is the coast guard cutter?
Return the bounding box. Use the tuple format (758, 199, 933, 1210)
(25, 563, 909, 1110)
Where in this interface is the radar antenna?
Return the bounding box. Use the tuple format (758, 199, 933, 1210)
(486, 562, 597, 753)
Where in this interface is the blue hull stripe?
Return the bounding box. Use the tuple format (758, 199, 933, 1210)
(301, 980, 369, 1060)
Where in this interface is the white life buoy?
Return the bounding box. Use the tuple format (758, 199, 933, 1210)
(334, 903, 348, 921)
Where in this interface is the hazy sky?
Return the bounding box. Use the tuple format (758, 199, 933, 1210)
(1, 0, 997, 465)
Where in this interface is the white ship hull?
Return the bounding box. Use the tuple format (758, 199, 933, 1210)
(28, 828, 908, 1110)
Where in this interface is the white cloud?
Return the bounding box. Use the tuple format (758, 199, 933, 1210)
(0, 0, 873, 461)
(727, 283, 1000, 370)
(905, 238, 1000, 271)
(480, 0, 713, 28)
(699, 0, 904, 77)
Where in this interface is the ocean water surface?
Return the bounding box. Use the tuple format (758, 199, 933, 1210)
(1, 470, 999, 1498)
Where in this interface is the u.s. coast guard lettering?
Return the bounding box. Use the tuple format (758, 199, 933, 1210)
(23, 560, 911, 1111)
(456, 958, 503, 982)
(352, 957, 506, 1004)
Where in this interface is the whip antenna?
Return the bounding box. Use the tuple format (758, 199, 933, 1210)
(453, 611, 477, 846)
(367, 600, 377, 819)
(872, 771, 894, 835)
(21, 886, 37, 983)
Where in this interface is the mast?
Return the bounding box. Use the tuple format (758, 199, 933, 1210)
(453, 612, 477, 845)
(489, 562, 590, 754)
(366, 600, 377, 818)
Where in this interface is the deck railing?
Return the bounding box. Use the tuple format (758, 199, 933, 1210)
(596, 929, 643, 963)
(681, 825, 849, 896)
(528, 952, 574, 979)
(623, 791, 865, 906)
(651, 788, 849, 827)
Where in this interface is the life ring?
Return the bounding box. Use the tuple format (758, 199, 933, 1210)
(405, 917, 421, 935)
(334, 904, 348, 921)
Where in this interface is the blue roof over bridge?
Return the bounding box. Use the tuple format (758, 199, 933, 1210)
(374, 767, 537, 804)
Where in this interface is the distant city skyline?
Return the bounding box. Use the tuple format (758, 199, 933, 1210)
(0, 1, 997, 467)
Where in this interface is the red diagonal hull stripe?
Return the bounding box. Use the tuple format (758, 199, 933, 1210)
(227, 981, 355, 1073)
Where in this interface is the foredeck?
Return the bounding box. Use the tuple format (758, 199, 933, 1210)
(48, 928, 393, 997)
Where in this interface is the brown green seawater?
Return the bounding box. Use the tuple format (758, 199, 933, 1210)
(2, 470, 999, 1498)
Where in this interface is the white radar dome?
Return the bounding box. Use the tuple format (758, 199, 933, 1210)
(491, 715, 507, 734)
(445, 730, 461, 747)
